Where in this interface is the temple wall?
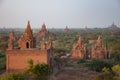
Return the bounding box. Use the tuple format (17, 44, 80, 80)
(6, 49, 48, 72)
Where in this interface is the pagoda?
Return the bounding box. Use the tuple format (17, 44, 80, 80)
(6, 21, 53, 72)
(64, 26, 69, 32)
(36, 23, 54, 38)
(72, 36, 87, 59)
(91, 36, 108, 59)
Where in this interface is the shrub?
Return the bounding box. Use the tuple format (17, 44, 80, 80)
(111, 53, 120, 61)
(77, 59, 86, 64)
(96, 65, 120, 80)
(85, 59, 114, 72)
(24, 59, 50, 79)
(96, 71, 114, 80)
(0, 56, 6, 70)
(0, 73, 26, 80)
(110, 41, 120, 61)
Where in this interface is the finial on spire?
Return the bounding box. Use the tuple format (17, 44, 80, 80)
(97, 35, 102, 46)
(41, 23, 47, 31)
(66, 26, 68, 28)
(42, 23, 46, 27)
(77, 36, 83, 45)
(98, 35, 101, 40)
(113, 21, 114, 24)
(28, 20, 30, 24)
(47, 37, 52, 49)
(41, 38, 46, 50)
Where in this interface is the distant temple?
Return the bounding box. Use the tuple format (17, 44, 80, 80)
(108, 22, 118, 29)
(91, 36, 108, 59)
(72, 36, 87, 59)
(36, 23, 54, 38)
(84, 26, 88, 31)
(64, 26, 69, 32)
(6, 21, 53, 72)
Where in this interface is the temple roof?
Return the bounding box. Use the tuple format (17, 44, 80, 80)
(77, 36, 83, 45)
(108, 22, 119, 29)
(96, 35, 102, 46)
(111, 22, 117, 28)
(64, 26, 69, 32)
(25, 21, 33, 37)
(41, 23, 47, 31)
(9, 30, 15, 41)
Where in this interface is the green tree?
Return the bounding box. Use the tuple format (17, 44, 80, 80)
(110, 41, 120, 61)
(85, 59, 114, 72)
(24, 59, 50, 79)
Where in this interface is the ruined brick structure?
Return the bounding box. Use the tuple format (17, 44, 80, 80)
(7, 31, 15, 50)
(72, 36, 87, 59)
(6, 21, 53, 72)
(36, 23, 54, 38)
(91, 36, 108, 59)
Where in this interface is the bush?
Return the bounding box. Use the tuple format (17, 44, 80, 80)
(110, 41, 120, 61)
(77, 59, 86, 64)
(111, 53, 120, 61)
(24, 59, 50, 79)
(96, 71, 114, 80)
(96, 65, 120, 80)
(85, 59, 114, 72)
(0, 73, 26, 80)
(0, 56, 6, 70)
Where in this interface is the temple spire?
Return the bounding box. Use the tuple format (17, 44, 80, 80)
(72, 36, 87, 59)
(77, 36, 83, 45)
(47, 37, 52, 49)
(112, 22, 114, 25)
(97, 35, 102, 46)
(9, 30, 16, 41)
(41, 23, 47, 31)
(66, 26, 68, 29)
(7, 31, 15, 50)
(25, 20, 33, 37)
(41, 38, 46, 50)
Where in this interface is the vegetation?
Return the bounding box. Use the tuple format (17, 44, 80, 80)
(0, 34, 8, 71)
(77, 59, 86, 64)
(0, 73, 26, 80)
(109, 41, 120, 61)
(0, 28, 120, 80)
(24, 59, 50, 79)
(96, 65, 120, 80)
(0, 54, 6, 70)
(85, 59, 115, 72)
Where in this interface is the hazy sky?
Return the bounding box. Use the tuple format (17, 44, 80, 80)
(0, 0, 120, 28)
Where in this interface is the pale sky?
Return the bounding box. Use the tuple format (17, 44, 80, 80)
(0, 0, 120, 28)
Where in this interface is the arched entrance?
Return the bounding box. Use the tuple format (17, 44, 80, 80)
(26, 42, 29, 48)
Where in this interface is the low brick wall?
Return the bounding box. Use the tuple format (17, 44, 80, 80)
(6, 49, 48, 72)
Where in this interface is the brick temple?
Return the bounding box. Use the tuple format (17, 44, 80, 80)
(72, 36, 87, 59)
(64, 26, 69, 32)
(6, 21, 53, 72)
(91, 36, 108, 59)
(36, 23, 54, 38)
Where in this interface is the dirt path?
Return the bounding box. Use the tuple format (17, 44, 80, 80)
(54, 58, 98, 80)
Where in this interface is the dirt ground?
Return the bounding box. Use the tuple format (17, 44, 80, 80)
(53, 58, 98, 80)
